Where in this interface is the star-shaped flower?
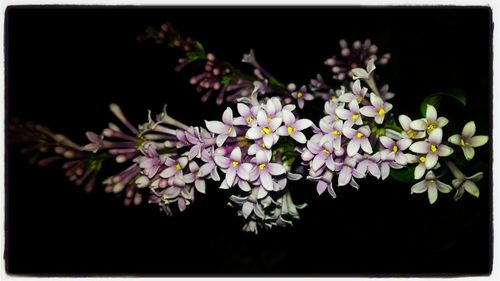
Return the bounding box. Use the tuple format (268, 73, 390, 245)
(411, 170, 452, 204)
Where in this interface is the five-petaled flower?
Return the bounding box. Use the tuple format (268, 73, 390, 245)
(448, 121, 488, 161)
(246, 109, 282, 149)
(379, 136, 412, 165)
(250, 150, 287, 191)
(336, 99, 363, 127)
(343, 125, 373, 156)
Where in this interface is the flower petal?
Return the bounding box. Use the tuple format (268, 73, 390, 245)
(463, 181, 480, 197)
(260, 171, 273, 191)
(338, 167, 352, 186)
(438, 144, 453, 157)
(426, 104, 437, 121)
(411, 180, 427, 194)
(268, 163, 286, 176)
(226, 169, 237, 187)
(462, 146, 475, 161)
(246, 127, 262, 140)
(428, 128, 443, 144)
(379, 136, 395, 149)
(282, 109, 295, 125)
(295, 119, 313, 131)
(427, 186, 438, 204)
(222, 107, 233, 125)
(399, 115, 412, 130)
(414, 164, 426, 180)
(242, 202, 254, 219)
(410, 141, 429, 154)
(205, 120, 226, 134)
(360, 139, 373, 154)
(437, 181, 452, 193)
(470, 135, 489, 147)
(359, 106, 376, 117)
(425, 153, 438, 169)
(347, 139, 361, 157)
(410, 119, 427, 131)
(462, 121, 476, 138)
(291, 132, 307, 144)
(448, 134, 461, 145)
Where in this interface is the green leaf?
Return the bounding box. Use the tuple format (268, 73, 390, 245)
(420, 89, 467, 116)
(390, 167, 415, 183)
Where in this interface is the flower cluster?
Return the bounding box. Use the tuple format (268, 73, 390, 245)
(11, 23, 490, 234)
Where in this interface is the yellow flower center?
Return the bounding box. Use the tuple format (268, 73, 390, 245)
(378, 108, 385, 116)
(407, 129, 416, 138)
(267, 116, 272, 122)
(297, 91, 303, 98)
(460, 138, 467, 147)
(331, 96, 337, 101)
(258, 163, 266, 170)
(426, 123, 436, 132)
(322, 149, 330, 155)
(392, 145, 398, 153)
(262, 126, 271, 135)
(356, 96, 363, 103)
(427, 179, 436, 184)
(430, 144, 438, 153)
(287, 126, 295, 134)
(232, 161, 239, 167)
(261, 142, 267, 148)
(332, 130, 340, 136)
(227, 127, 233, 134)
(175, 163, 182, 170)
(356, 132, 364, 138)
(419, 156, 426, 163)
(246, 116, 253, 123)
(352, 114, 360, 121)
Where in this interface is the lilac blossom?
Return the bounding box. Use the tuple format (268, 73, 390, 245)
(409, 128, 453, 169)
(448, 121, 489, 161)
(249, 151, 287, 191)
(276, 109, 313, 143)
(379, 136, 412, 165)
(306, 140, 337, 172)
(411, 171, 452, 204)
(82, 131, 103, 153)
(336, 100, 363, 127)
(338, 80, 367, 104)
(291, 85, 314, 109)
(445, 161, 483, 200)
(138, 143, 168, 178)
(184, 161, 208, 194)
(233, 103, 258, 127)
(355, 152, 381, 179)
(246, 109, 282, 148)
(318, 119, 344, 149)
(411, 104, 449, 134)
(343, 125, 373, 156)
(214, 147, 252, 188)
(359, 93, 393, 124)
(205, 107, 237, 147)
(399, 115, 426, 140)
(338, 156, 363, 188)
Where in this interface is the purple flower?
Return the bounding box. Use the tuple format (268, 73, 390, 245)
(379, 136, 412, 165)
(214, 147, 252, 188)
(205, 107, 237, 147)
(246, 109, 282, 148)
(355, 152, 381, 179)
(233, 103, 258, 127)
(276, 109, 313, 143)
(343, 125, 372, 156)
(409, 128, 453, 170)
(82, 131, 103, 153)
(249, 151, 286, 191)
(338, 157, 363, 188)
(336, 100, 363, 127)
(359, 93, 393, 124)
(306, 140, 337, 172)
(159, 156, 188, 183)
(184, 161, 208, 194)
(291, 85, 314, 109)
(338, 80, 367, 104)
(138, 143, 167, 178)
(314, 170, 337, 198)
(319, 118, 344, 150)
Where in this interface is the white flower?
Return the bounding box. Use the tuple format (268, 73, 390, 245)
(411, 171, 452, 204)
(448, 121, 488, 161)
(410, 104, 448, 134)
(351, 58, 376, 80)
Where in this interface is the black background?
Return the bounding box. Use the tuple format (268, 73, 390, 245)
(5, 6, 492, 276)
